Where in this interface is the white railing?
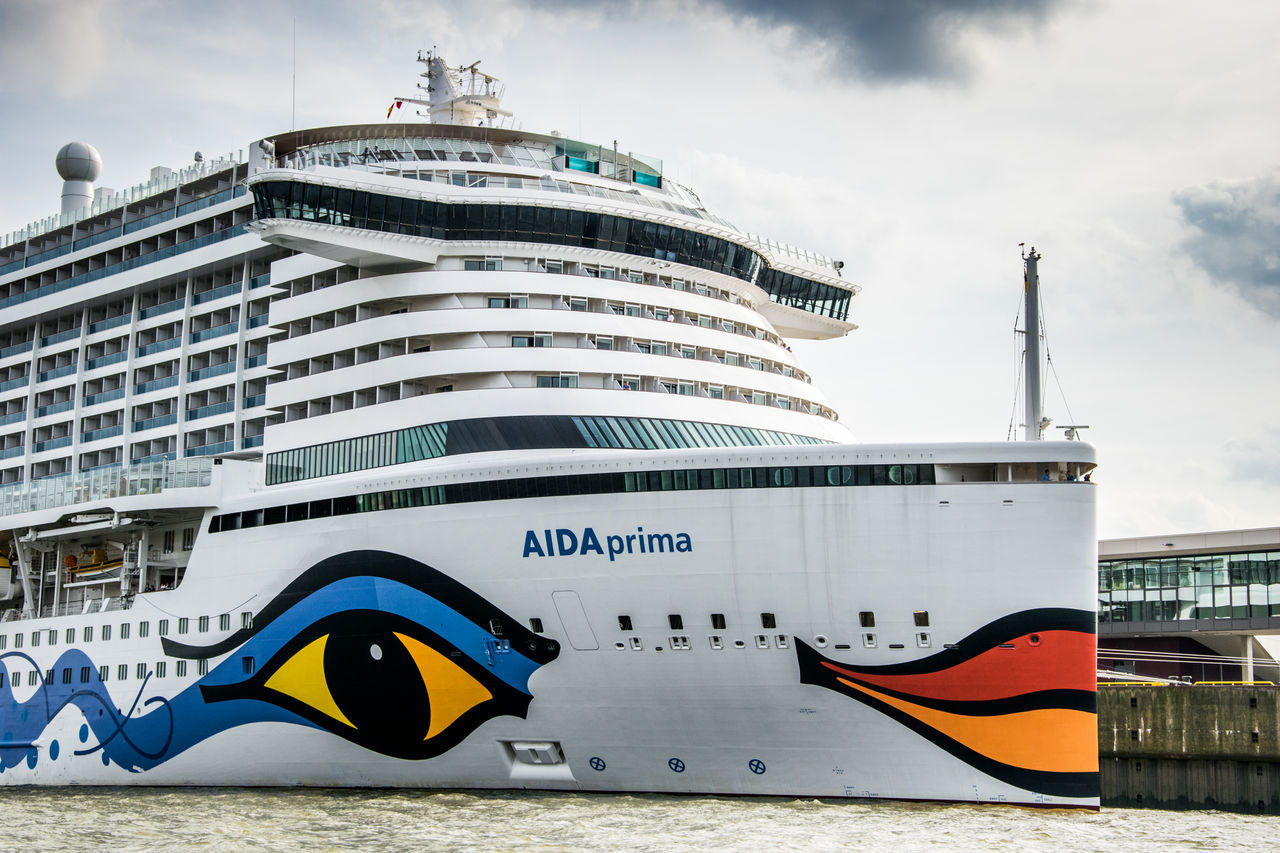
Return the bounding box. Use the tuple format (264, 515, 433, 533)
(0, 458, 214, 517)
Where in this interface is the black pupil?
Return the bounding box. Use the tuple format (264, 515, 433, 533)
(323, 623, 430, 743)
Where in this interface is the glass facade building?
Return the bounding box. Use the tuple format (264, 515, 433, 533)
(1098, 549, 1280, 625)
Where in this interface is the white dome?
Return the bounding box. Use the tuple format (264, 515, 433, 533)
(56, 142, 102, 181)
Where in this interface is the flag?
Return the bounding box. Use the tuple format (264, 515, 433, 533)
(387, 100, 403, 119)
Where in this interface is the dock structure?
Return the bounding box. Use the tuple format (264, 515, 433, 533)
(1099, 683, 1279, 813)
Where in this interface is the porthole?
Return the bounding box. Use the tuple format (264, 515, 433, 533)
(814, 634, 829, 648)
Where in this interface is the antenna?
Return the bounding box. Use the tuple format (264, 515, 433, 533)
(291, 18, 297, 132)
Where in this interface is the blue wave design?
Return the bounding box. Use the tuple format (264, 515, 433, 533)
(1, 570, 552, 774)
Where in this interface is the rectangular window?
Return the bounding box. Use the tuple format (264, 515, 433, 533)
(156, 661, 167, 678)
(120, 623, 130, 640)
(569, 297, 587, 312)
(859, 611, 876, 628)
(31, 631, 39, 647)
(101, 625, 111, 641)
(61, 668, 72, 684)
(198, 615, 210, 633)
(711, 613, 726, 630)
(178, 618, 189, 635)
(136, 662, 147, 679)
(99, 665, 109, 681)
(83, 626, 92, 642)
(241, 612, 254, 629)
(0, 635, 5, 650)
(618, 615, 633, 631)
(177, 660, 188, 677)
(220, 614, 231, 631)
(242, 657, 255, 675)
(65, 627, 75, 643)
(118, 664, 128, 681)
(163, 530, 175, 552)
(761, 612, 777, 629)
(182, 527, 195, 550)
(668, 614, 683, 630)
(198, 659, 208, 676)
(139, 621, 149, 638)
(913, 610, 930, 627)
(158, 619, 169, 636)
(80, 666, 91, 683)
(48, 629, 57, 646)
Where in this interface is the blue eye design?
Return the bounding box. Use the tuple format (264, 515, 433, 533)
(1, 551, 560, 774)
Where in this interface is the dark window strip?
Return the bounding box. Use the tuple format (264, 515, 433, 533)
(265, 413, 827, 486)
(250, 180, 851, 322)
(212, 462, 935, 534)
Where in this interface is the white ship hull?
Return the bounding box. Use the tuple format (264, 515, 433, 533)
(1, 442, 1098, 806)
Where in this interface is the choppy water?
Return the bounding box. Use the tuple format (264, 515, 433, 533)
(0, 789, 1272, 852)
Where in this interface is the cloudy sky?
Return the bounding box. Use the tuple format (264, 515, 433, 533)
(2, 0, 1278, 540)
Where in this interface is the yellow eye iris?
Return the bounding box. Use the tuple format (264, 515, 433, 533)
(264, 634, 355, 729)
(259, 626, 495, 747)
(394, 632, 492, 739)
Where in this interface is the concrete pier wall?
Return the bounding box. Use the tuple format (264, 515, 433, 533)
(1099, 684, 1279, 812)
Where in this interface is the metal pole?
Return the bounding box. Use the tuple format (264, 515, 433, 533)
(1024, 248, 1042, 441)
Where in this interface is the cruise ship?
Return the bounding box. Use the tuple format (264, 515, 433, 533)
(0, 53, 1098, 805)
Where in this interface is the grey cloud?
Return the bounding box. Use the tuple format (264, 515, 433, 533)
(526, 0, 1069, 83)
(1173, 172, 1280, 317)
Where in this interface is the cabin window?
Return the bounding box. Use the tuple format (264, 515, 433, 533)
(156, 661, 167, 678)
(761, 612, 777, 629)
(158, 619, 169, 637)
(178, 618, 189, 635)
(101, 625, 111, 641)
(711, 613, 726, 630)
(913, 610, 930, 627)
(618, 615, 633, 631)
(138, 621, 149, 638)
(120, 623, 130, 640)
(668, 614, 683, 630)
(220, 614, 231, 631)
(117, 664, 128, 681)
(859, 611, 876, 629)
(177, 660, 188, 677)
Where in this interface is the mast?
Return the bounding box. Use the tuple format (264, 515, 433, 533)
(1023, 247, 1043, 441)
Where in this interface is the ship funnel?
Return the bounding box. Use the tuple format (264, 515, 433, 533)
(56, 142, 103, 214)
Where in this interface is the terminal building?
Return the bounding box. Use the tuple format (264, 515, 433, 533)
(1098, 526, 1280, 683)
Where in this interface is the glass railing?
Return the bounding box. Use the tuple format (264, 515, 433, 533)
(138, 297, 185, 319)
(188, 361, 235, 383)
(186, 400, 234, 420)
(0, 259, 23, 276)
(186, 440, 233, 458)
(243, 354, 267, 369)
(132, 413, 178, 432)
(243, 394, 266, 408)
(84, 387, 126, 406)
(32, 435, 72, 452)
(0, 410, 26, 427)
(248, 273, 271, 289)
(0, 375, 30, 392)
(36, 364, 77, 383)
(85, 350, 128, 370)
(190, 321, 238, 344)
(0, 340, 33, 360)
(73, 228, 125, 252)
(176, 185, 243, 218)
(81, 424, 124, 443)
(33, 400, 74, 418)
(0, 224, 246, 310)
(0, 445, 25, 459)
(123, 208, 176, 235)
(192, 281, 242, 305)
(246, 314, 271, 328)
(0, 457, 214, 516)
(242, 434, 264, 448)
(135, 337, 181, 358)
(39, 328, 80, 348)
(87, 314, 131, 334)
(133, 375, 178, 395)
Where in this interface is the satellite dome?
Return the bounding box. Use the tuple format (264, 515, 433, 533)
(55, 142, 102, 181)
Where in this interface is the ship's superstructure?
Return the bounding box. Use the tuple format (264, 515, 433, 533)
(0, 54, 1098, 806)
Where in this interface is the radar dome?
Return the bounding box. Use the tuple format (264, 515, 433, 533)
(55, 142, 102, 181)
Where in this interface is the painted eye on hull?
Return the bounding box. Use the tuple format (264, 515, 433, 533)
(202, 610, 529, 759)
